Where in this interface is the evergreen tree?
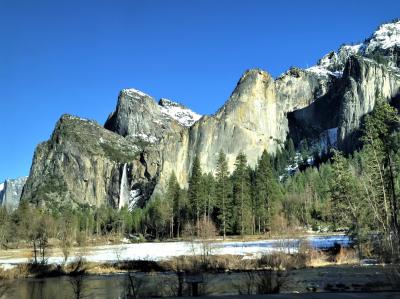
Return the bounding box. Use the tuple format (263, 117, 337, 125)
(300, 139, 310, 162)
(200, 173, 216, 222)
(249, 167, 258, 234)
(255, 150, 282, 234)
(215, 150, 231, 238)
(286, 138, 296, 158)
(166, 172, 181, 238)
(144, 196, 169, 239)
(330, 150, 372, 257)
(232, 152, 251, 235)
(188, 156, 202, 233)
(360, 101, 400, 257)
(331, 151, 363, 227)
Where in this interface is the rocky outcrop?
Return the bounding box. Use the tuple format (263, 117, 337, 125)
(21, 115, 159, 209)
(0, 177, 27, 211)
(21, 20, 400, 209)
(337, 56, 400, 151)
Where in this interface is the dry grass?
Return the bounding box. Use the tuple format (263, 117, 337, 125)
(306, 247, 359, 267)
(307, 249, 331, 267)
(0, 248, 361, 280)
(335, 247, 359, 264)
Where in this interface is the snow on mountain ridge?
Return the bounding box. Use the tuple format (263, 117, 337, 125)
(158, 98, 202, 127)
(306, 65, 342, 78)
(122, 88, 150, 98)
(306, 20, 400, 77)
(365, 20, 400, 53)
(0, 183, 4, 193)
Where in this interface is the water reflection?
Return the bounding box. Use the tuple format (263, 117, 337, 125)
(219, 235, 350, 250)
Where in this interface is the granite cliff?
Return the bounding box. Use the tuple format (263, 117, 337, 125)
(21, 20, 400, 209)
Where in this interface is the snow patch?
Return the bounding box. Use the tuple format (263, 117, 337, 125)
(121, 238, 131, 244)
(0, 263, 16, 270)
(0, 235, 350, 266)
(282, 153, 303, 178)
(122, 88, 150, 98)
(306, 65, 342, 78)
(65, 115, 92, 123)
(159, 98, 202, 127)
(341, 43, 364, 54)
(132, 133, 158, 143)
(0, 183, 4, 193)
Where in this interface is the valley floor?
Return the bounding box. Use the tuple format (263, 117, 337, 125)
(1, 234, 398, 298)
(0, 234, 349, 270)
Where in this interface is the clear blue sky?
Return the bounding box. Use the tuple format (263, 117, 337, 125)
(1, 0, 399, 182)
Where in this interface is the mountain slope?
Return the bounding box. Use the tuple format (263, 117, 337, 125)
(21, 20, 400, 209)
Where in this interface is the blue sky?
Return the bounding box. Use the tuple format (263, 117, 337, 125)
(1, 0, 400, 182)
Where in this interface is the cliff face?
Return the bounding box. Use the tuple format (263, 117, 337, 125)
(0, 177, 27, 211)
(186, 68, 333, 175)
(22, 115, 158, 209)
(102, 68, 333, 195)
(338, 56, 400, 151)
(21, 20, 400, 209)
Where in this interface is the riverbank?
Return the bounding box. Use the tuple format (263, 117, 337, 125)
(0, 235, 350, 272)
(1, 234, 398, 299)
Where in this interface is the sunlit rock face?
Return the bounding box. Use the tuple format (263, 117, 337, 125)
(187, 68, 332, 175)
(22, 20, 400, 208)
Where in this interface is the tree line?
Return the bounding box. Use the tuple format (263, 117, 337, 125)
(330, 101, 400, 261)
(1, 100, 399, 262)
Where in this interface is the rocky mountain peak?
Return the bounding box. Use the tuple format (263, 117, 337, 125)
(236, 68, 273, 89)
(121, 88, 152, 99)
(105, 88, 165, 141)
(306, 49, 353, 78)
(365, 20, 400, 53)
(306, 20, 400, 78)
(158, 98, 202, 127)
(216, 68, 273, 117)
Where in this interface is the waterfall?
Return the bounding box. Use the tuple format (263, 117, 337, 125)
(119, 163, 130, 209)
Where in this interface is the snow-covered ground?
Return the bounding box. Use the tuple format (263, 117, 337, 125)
(0, 235, 349, 269)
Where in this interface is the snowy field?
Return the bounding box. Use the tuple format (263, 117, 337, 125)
(0, 235, 349, 269)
